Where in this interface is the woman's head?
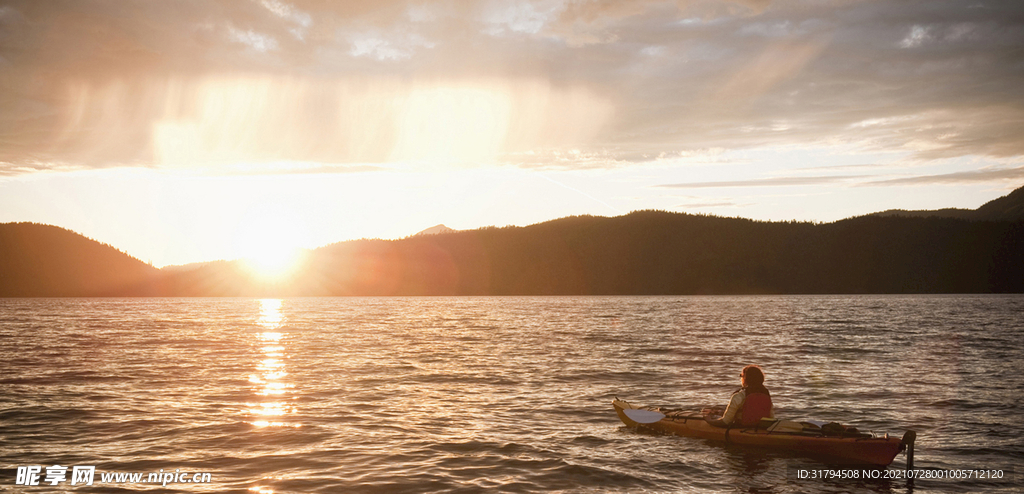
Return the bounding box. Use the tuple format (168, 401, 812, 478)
(741, 365, 764, 387)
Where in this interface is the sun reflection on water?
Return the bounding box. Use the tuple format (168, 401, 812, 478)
(258, 300, 284, 328)
(247, 299, 299, 429)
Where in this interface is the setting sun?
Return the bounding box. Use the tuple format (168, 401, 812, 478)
(234, 209, 309, 281)
(241, 244, 305, 281)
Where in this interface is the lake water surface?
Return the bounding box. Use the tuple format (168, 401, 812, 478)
(1, 296, 1021, 493)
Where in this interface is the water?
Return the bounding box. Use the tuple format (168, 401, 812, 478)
(1, 296, 1021, 493)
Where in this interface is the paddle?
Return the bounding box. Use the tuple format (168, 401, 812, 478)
(623, 408, 667, 424)
(623, 407, 714, 424)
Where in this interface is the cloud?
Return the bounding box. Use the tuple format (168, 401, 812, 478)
(899, 22, 982, 49)
(657, 175, 866, 189)
(1, 74, 612, 169)
(866, 166, 1024, 186)
(0, 160, 85, 176)
(227, 25, 280, 52)
(676, 201, 740, 208)
(710, 38, 829, 104)
(1, 0, 1024, 174)
(481, 0, 562, 36)
(658, 164, 1024, 191)
(347, 30, 435, 60)
(899, 25, 932, 48)
(259, 0, 312, 40)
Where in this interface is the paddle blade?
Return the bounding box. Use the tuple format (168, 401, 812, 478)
(624, 408, 666, 424)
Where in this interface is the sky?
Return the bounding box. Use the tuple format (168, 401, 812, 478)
(1, 0, 1023, 267)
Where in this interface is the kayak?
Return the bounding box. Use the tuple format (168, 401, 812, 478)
(613, 399, 915, 467)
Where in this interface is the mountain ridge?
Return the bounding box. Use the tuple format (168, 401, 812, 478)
(3, 185, 1023, 296)
(869, 186, 1024, 221)
(0, 222, 160, 296)
(414, 224, 458, 236)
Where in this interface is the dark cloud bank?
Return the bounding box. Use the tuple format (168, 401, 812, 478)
(1, 0, 1023, 172)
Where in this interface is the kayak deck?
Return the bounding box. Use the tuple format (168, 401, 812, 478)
(613, 399, 912, 467)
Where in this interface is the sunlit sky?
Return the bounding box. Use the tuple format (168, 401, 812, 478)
(1, 0, 1023, 267)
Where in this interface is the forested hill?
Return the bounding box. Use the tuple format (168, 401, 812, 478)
(295, 211, 1023, 295)
(291, 185, 1024, 295)
(0, 223, 159, 296)
(2, 186, 1024, 296)
(871, 185, 1024, 221)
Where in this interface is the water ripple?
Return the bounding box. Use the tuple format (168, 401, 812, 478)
(1, 295, 1021, 493)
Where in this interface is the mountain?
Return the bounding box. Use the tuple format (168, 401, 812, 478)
(871, 185, 1024, 221)
(156, 259, 267, 297)
(297, 211, 1023, 295)
(159, 261, 222, 272)
(974, 186, 1024, 221)
(0, 223, 160, 296)
(2, 185, 1023, 296)
(869, 208, 976, 220)
(414, 224, 458, 236)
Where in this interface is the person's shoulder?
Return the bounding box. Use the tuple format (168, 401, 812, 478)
(747, 386, 771, 397)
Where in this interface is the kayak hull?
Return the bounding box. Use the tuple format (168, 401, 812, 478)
(613, 399, 906, 467)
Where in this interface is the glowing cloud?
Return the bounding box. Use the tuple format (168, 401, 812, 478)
(142, 76, 614, 168)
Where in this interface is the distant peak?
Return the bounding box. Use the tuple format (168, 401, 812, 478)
(414, 224, 457, 236)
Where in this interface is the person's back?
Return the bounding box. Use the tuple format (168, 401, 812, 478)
(737, 380, 772, 426)
(706, 365, 774, 427)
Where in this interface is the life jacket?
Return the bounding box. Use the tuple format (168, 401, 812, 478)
(738, 386, 772, 427)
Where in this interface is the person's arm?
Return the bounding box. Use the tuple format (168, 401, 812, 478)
(707, 390, 745, 427)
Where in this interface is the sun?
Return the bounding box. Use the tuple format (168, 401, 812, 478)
(234, 209, 308, 282)
(242, 242, 304, 281)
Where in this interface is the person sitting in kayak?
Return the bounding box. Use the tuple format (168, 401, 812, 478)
(705, 365, 774, 428)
